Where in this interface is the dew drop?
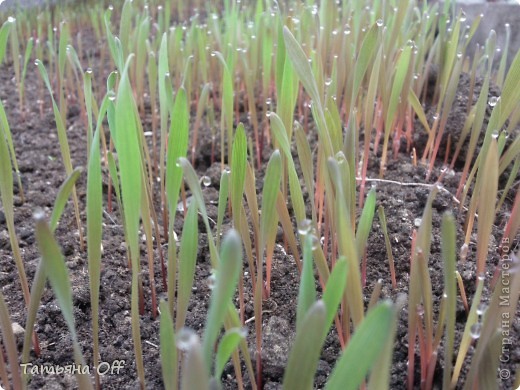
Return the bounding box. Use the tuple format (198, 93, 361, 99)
(325, 78, 332, 86)
(491, 129, 499, 139)
(376, 19, 383, 27)
(86, 68, 93, 75)
(176, 328, 198, 351)
(238, 327, 248, 338)
(33, 208, 46, 221)
(488, 96, 499, 107)
(202, 176, 211, 187)
(414, 218, 422, 227)
(460, 12, 467, 22)
(470, 323, 482, 339)
(311, 235, 319, 250)
(7, 16, 16, 23)
(476, 303, 487, 316)
(298, 219, 312, 235)
(207, 273, 216, 289)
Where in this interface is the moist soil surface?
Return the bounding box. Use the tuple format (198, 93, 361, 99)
(0, 25, 519, 390)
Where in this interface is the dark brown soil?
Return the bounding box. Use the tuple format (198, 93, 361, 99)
(0, 25, 518, 390)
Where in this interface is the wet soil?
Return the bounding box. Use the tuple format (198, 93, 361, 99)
(0, 25, 519, 390)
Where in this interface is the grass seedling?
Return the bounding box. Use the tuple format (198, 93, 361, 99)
(159, 300, 177, 390)
(0, 290, 22, 389)
(113, 55, 145, 389)
(175, 201, 199, 331)
(254, 150, 282, 386)
(407, 185, 438, 389)
(356, 186, 376, 286)
(36, 59, 84, 250)
(34, 211, 93, 389)
(325, 301, 398, 390)
(441, 212, 457, 389)
(19, 36, 33, 115)
(165, 86, 189, 313)
(0, 19, 25, 202)
(0, 87, 37, 357)
(85, 92, 111, 389)
(377, 205, 397, 289)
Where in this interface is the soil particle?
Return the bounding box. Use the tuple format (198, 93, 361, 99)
(256, 316, 293, 381)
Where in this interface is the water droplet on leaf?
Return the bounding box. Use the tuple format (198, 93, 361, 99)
(298, 219, 312, 235)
